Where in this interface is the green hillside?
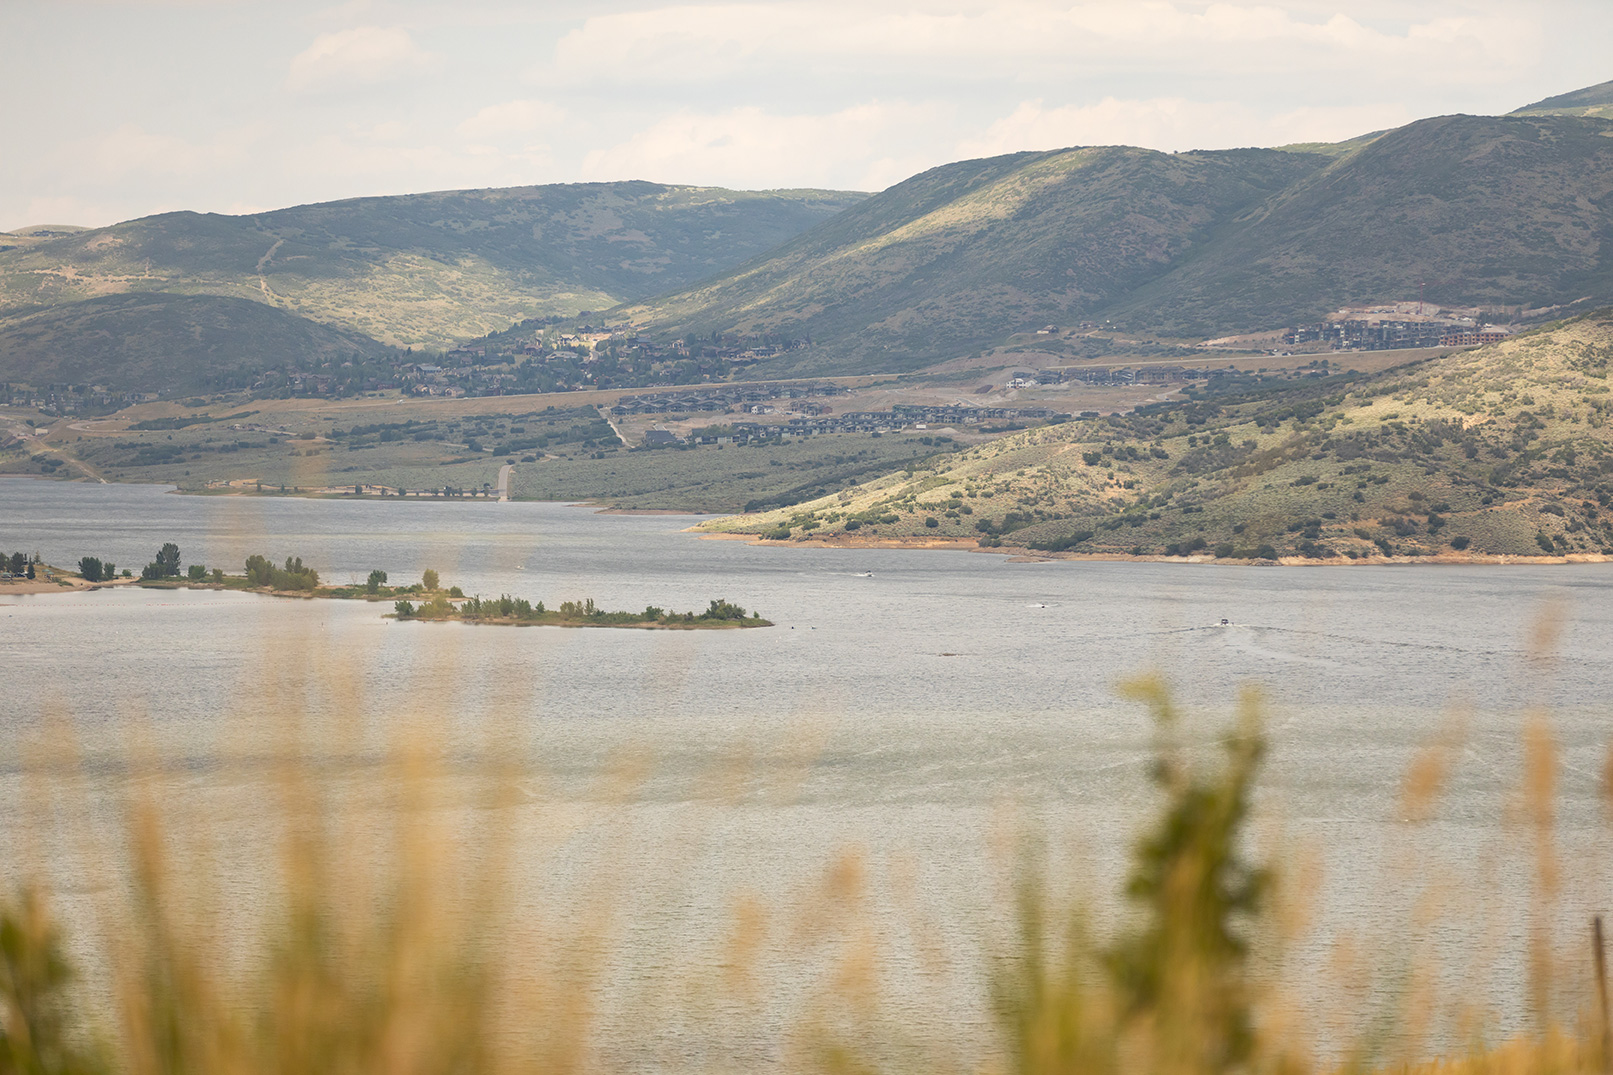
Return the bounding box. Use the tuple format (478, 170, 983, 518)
(619, 112, 1613, 370)
(0, 293, 392, 393)
(613, 147, 1325, 373)
(703, 312, 1613, 561)
(1271, 130, 1388, 158)
(1117, 114, 1613, 335)
(0, 183, 865, 349)
(1512, 78, 1613, 119)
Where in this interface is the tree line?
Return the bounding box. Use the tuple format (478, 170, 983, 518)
(4, 551, 38, 579)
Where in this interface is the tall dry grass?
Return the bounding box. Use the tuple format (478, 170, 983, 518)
(3, 664, 1611, 1075)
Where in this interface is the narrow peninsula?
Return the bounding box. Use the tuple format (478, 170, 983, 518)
(123, 548, 771, 629)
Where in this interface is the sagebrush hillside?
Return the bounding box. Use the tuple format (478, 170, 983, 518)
(0, 293, 391, 392)
(0, 183, 865, 349)
(622, 112, 1613, 371)
(1512, 78, 1613, 119)
(704, 313, 1613, 561)
(614, 147, 1325, 374)
(1118, 114, 1613, 335)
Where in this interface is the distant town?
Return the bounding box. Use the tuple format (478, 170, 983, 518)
(0, 299, 1520, 421)
(1281, 302, 1515, 350)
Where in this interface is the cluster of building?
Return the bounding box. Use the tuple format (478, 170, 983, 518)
(3, 383, 148, 415)
(609, 383, 846, 416)
(642, 401, 1070, 446)
(1026, 366, 1246, 386)
(888, 403, 1066, 423)
(1283, 318, 1512, 350)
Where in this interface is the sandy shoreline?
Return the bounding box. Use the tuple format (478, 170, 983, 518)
(689, 530, 1611, 566)
(593, 506, 720, 516)
(0, 574, 132, 595)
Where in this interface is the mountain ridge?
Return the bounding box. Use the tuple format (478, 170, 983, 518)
(0, 182, 867, 350)
(614, 111, 1613, 371)
(613, 145, 1326, 372)
(0, 292, 393, 393)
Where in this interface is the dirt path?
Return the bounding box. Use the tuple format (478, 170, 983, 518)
(255, 237, 284, 273)
(29, 438, 108, 483)
(598, 406, 630, 446)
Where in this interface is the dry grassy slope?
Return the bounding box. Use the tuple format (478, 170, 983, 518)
(623, 112, 1613, 371)
(1113, 114, 1613, 335)
(615, 147, 1324, 372)
(0, 183, 865, 349)
(1511, 77, 1613, 120)
(0, 293, 392, 391)
(704, 313, 1613, 560)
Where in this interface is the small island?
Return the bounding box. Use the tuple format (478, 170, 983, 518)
(392, 593, 770, 629)
(123, 545, 771, 629)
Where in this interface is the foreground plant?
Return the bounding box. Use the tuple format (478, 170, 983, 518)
(3, 674, 1610, 1075)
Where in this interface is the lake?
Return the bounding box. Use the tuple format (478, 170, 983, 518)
(4, 476, 1612, 1068)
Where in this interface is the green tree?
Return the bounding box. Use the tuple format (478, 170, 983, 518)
(1106, 677, 1267, 1073)
(77, 558, 102, 582)
(422, 569, 439, 591)
(155, 543, 181, 578)
(0, 888, 107, 1075)
(186, 565, 207, 581)
(365, 569, 388, 595)
(243, 555, 319, 591)
(8, 553, 23, 575)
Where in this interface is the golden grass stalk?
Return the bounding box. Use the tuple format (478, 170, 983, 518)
(3, 667, 1611, 1075)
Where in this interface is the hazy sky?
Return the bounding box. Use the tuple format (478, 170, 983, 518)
(3, 1, 1609, 230)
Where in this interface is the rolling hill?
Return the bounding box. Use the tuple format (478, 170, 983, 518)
(0, 293, 392, 393)
(618, 111, 1613, 372)
(1512, 78, 1613, 120)
(0, 183, 866, 350)
(1115, 114, 1613, 335)
(8, 81, 1613, 399)
(612, 146, 1327, 374)
(702, 311, 1613, 561)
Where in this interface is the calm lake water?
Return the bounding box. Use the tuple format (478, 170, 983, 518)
(4, 476, 1613, 1067)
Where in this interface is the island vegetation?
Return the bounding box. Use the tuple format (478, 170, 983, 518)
(391, 593, 768, 629)
(125, 544, 769, 628)
(3, 550, 38, 580)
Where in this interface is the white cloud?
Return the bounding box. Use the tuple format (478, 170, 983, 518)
(88, 123, 260, 180)
(8, 195, 116, 231)
(958, 97, 1415, 157)
(456, 99, 566, 141)
(286, 25, 435, 93)
(578, 102, 944, 190)
(6, 0, 1609, 228)
(546, 2, 1541, 86)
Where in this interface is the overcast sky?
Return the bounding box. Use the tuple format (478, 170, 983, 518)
(3, 1, 1609, 231)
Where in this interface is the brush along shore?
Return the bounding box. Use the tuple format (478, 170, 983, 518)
(697, 528, 1612, 565)
(390, 593, 770, 629)
(133, 557, 770, 629)
(700, 312, 1613, 563)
